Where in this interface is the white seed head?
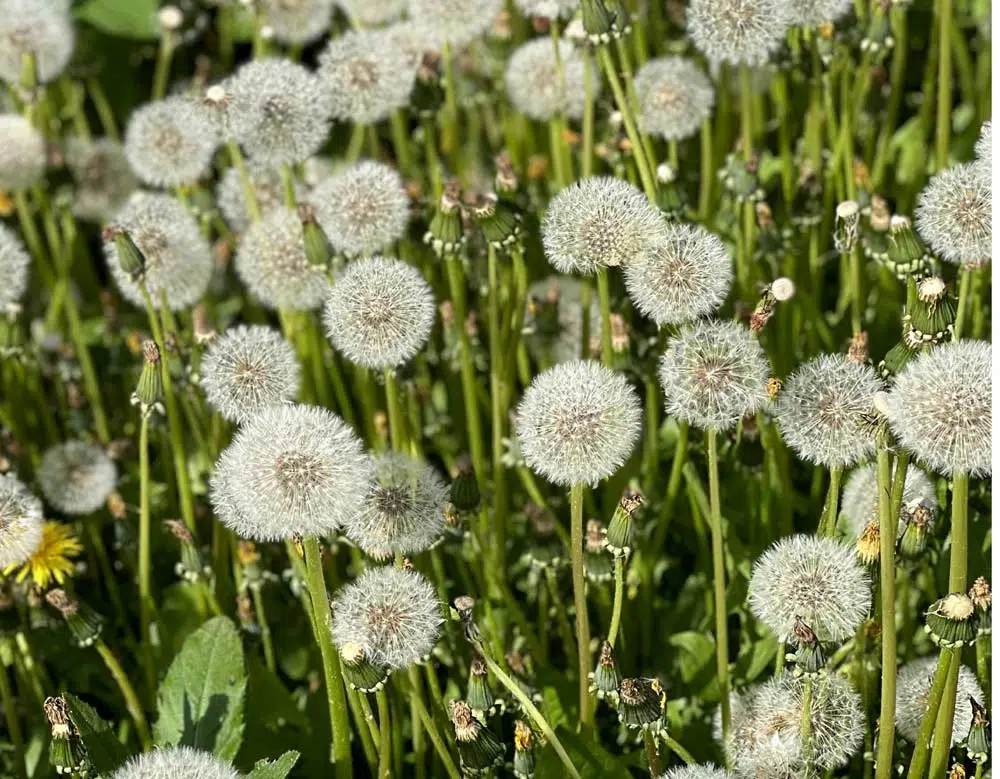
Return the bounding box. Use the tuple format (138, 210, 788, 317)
(407, 0, 503, 49)
(542, 176, 668, 276)
(516, 360, 642, 487)
(234, 206, 329, 311)
(342, 453, 448, 560)
(336, 0, 407, 26)
(717, 684, 801, 779)
(211, 404, 371, 541)
(0, 474, 44, 570)
(687, 0, 792, 66)
(158, 5, 183, 30)
(915, 162, 992, 267)
(216, 163, 292, 234)
(917, 275, 946, 301)
(201, 325, 300, 424)
(895, 656, 984, 745)
(841, 463, 937, 539)
(524, 276, 600, 365)
(505, 38, 598, 122)
(0, 114, 45, 191)
(885, 340, 992, 477)
(788, 0, 853, 26)
(625, 222, 733, 325)
(65, 137, 137, 224)
(39, 441, 117, 516)
(770, 277, 795, 302)
(974, 120, 991, 174)
(748, 534, 871, 643)
(205, 84, 227, 104)
(658, 767, 732, 779)
(634, 57, 715, 141)
(323, 256, 435, 369)
(872, 390, 890, 417)
(0, 0, 74, 84)
(104, 192, 214, 311)
(124, 97, 219, 188)
(331, 566, 442, 670)
(111, 746, 242, 779)
(658, 320, 771, 431)
(258, 0, 335, 45)
(0, 222, 30, 310)
(308, 159, 410, 256)
(516, 0, 578, 16)
(775, 354, 882, 468)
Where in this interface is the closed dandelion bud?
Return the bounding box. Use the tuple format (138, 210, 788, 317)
(424, 183, 465, 256)
(298, 204, 334, 270)
(452, 594, 476, 624)
(834, 200, 861, 252)
(495, 152, 518, 198)
(45, 589, 103, 648)
(925, 592, 978, 648)
(513, 720, 536, 778)
(580, 0, 630, 45)
(451, 699, 505, 775)
(860, 13, 894, 58)
(589, 640, 622, 702)
(904, 276, 955, 346)
(861, 196, 892, 262)
(965, 698, 989, 763)
(899, 503, 934, 558)
(606, 489, 642, 555)
(885, 215, 933, 278)
(787, 616, 827, 677)
(132, 340, 163, 415)
(339, 640, 390, 692)
(878, 340, 917, 380)
(44, 696, 86, 776)
(104, 226, 145, 282)
(584, 519, 613, 582)
(472, 194, 521, 250)
(969, 577, 991, 636)
(449, 455, 480, 512)
(719, 153, 764, 203)
(164, 520, 208, 583)
(467, 654, 497, 718)
(617, 677, 666, 731)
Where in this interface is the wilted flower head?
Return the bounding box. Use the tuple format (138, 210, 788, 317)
(123, 97, 218, 188)
(0, 474, 44, 570)
(234, 206, 329, 311)
(542, 176, 668, 276)
(625, 222, 732, 325)
(39, 441, 117, 516)
(211, 404, 371, 541)
(775, 354, 882, 468)
(0, 223, 30, 310)
(309, 160, 410, 256)
(318, 29, 417, 125)
(111, 746, 242, 779)
(331, 566, 442, 670)
(895, 656, 984, 745)
(687, 0, 791, 66)
(65, 138, 137, 223)
(0, 114, 46, 191)
(104, 192, 214, 311)
(505, 38, 597, 122)
(658, 767, 732, 779)
(523, 276, 600, 364)
(200, 325, 300, 424)
(0, 0, 74, 84)
(323, 256, 435, 369)
(336, 0, 407, 26)
(915, 162, 992, 267)
(633, 57, 715, 141)
(886, 340, 992, 477)
(516, 360, 642, 486)
(841, 463, 937, 538)
(748, 534, 871, 643)
(788, 0, 854, 26)
(407, 0, 502, 49)
(259, 0, 335, 45)
(975, 120, 991, 174)
(658, 320, 770, 431)
(342, 453, 448, 560)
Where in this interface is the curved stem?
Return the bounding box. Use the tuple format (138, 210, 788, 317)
(570, 483, 593, 726)
(94, 638, 151, 749)
(400, 672, 462, 779)
(875, 443, 897, 779)
(707, 429, 731, 740)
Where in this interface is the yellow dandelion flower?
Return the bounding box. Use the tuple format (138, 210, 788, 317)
(4, 522, 81, 590)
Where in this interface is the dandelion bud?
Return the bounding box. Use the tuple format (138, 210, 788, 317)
(424, 182, 465, 256)
(965, 698, 990, 764)
(494, 152, 518, 196)
(898, 502, 934, 557)
(589, 640, 622, 702)
(339, 641, 389, 692)
(787, 616, 827, 676)
(472, 194, 522, 251)
(583, 519, 612, 582)
(104, 226, 145, 282)
(524, 503, 564, 570)
(580, 0, 630, 45)
(617, 677, 666, 731)
(450, 699, 505, 774)
(834, 200, 861, 252)
(719, 152, 764, 202)
(606, 489, 642, 555)
(449, 455, 480, 512)
(45, 589, 103, 647)
(750, 288, 776, 333)
(855, 520, 880, 566)
(164, 519, 208, 584)
(904, 276, 956, 346)
(467, 654, 497, 718)
(896, 657, 984, 746)
(452, 594, 476, 623)
(513, 720, 535, 778)
(969, 577, 991, 636)
(884, 215, 933, 278)
(925, 592, 978, 648)
(298, 204, 334, 270)
(44, 696, 86, 777)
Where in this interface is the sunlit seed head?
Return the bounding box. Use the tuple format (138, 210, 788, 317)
(775, 354, 882, 468)
(258, 0, 335, 45)
(974, 120, 991, 174)
(634, 57, 715, 141)
(505, 38, 598, 122)
(234, 205, 329, 311)
(524, 276, 600, 365)
(336, 0, 407, 26)
(885, 340, 992, 477)
(65, 137, 137, 224)
(0, 114, 46, 191)
(331, 566, 443, 670)
(407, 0, 503, 49)
(895, 656, 984, 745)
(341, 453, 448, 560)
(771, 277, 795, 302)
(718, 684, 801, 779)
(111, 746, 242, 779)
(104, 192, 214, 311)
(915, 162, 992, 267)
(323, 256, 435, 369)
(658, 767, 733, 779)
(788, 0, 854, 26)
(216, 163, 292, 234)
(0, 0, 74, 84)
(687, 0, 792, 66)
(200, 325, 300, 424)
(0, 222, 30, 310)
(516, 360, 642, 487)
(625, 222, 733, 325)
(748, 534, 871, 644)
(658, 320, 770, 431)
(210, 404, 371, 541)
(0, 474, 44, 570)
(542, 176, 668, 276)
(840, 463, 937, 539)
(38, 441, 117, 516)
(514, 0, 578, 18)
(124, 97, 219, 188)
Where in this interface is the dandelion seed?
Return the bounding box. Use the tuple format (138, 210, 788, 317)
(505, 38, 597, 122)
(0, 0, 74, 85)
(123, 97, 219, 189)
(65, 137, 137, 224)
(259, 0, 335, 46)
(657, 766, 733, 779)
(38, 441, 117, 516)
(407, 0, 503, 49)
(0, 223, 30, 311)
(895, 656, 984, 745)
(216, 163, 292, 234)
(0, 474, 44, 571)
(523, 276, 600, 365)
(0, 114, 46, 191)
(915, 162, 992, 267)
(633, 57, 715, 141)
(687, 0, 792, 67)
(336, 0, 407, 26)
(840, 462, 937, 539)
(111, 746, 242, 779)
(5, 521, 80, 590)
(788, 0, 854, 27)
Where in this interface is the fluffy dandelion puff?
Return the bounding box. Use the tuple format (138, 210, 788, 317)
(0, 474, 44, 570)
(210, 404, 371, 541)
(542, 176, 668, 276)
(658, 767, 733, 779)
(687, 0, 792, 66)
(524, 276, 600, 365)
(258, 0, 335, 46)
(309, 160, 410, 257)
(0, 0, 74, 84)
(65, 137, 137, 224)
(975, 120, 991, 173)
(885, 340, 992, 477)
(38, 441, 117, 516)
(318, 29, 417, 125)
(0, 114, 46, 191)
(840, 463, 937, 538)
(718, 685, 801, 779)
(104, 192, 214, 311)
(336, 0, 407, 26)
(634, 57, 715, 141)
(775, 354, 882, 468)
(658, 320, 770, 431)
(407, 0, 502, 49)
(789, 0, 854, 27)
(895, 656, 984, 745)
(748, 534, 871, 643)
(234, 206, 329, 311)
(123, 97, 219, 189)
(342, 453, 448, 560)
(323, 256, 435, 370)
(216, 163, 292, 234)
(200, 325, 300, 424)
(111, 746, 242, 779)
(0, 223, 30, 310)
(331, 566, 443, 670)
(505, 38, 597, 122)
(915, 162, 992, 267)
(516, 360, 642, 487)
(515, 0, 578, 17)
(625, 222, 733, 325)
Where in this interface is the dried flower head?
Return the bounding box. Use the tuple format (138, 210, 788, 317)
(200, 325, 300, 424)
(915, 162, 992, 267)
(687, 0, 792, 66)
(0, 114, 45, 191)
(749, 534, 871, 643)
(524, 276, 600, 364)
(516, 360, 642, 486)
(788, 0, 854, 26)
(336, 0, 407, 25)
(331, 565, 442, 670)
(505, 38, 597, 122)
(111, 746, 242, 779)
(0, 0, 74, 84)
(323, 256, 435, 369)
(0, 223, 30, 310)
(658, 320, 771, 431)
(974, 120, 991, 174)
(634, 57, 715, 141)
(408, 0, 503, 49)
(657, 767, 733, 779)
(259, 0, 335, 45)
(775, 354, 882, 468)
(841, 462, 938, 538)
(65, 137, 137, 223)
(123, 97, 219, 188)
(895, 656, 984, 745)
(38, 441, 117, 516)
(542, 176, 668, 275)
(211, 404, 370, 541)
(0, 474, 44, 570)
(886, 340, 992, 477)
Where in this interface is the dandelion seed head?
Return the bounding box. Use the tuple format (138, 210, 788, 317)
(336, 0, 407, 26)
(687, 0, 792, 67)
(841, 463, 937, 539)
(65, 137, 137, 223)
(788, 0, 854, 27)
(111, 746, 242, 779)
(0, 114, 45, 191)
(771, 277, 795, 301)
(514, 0, 578, 18)
(974, 120, 991, 174)
(658, 767, 733, 779)
(124, 97, 219, 188)
(0, 222, 30, 310)
(634, 57, 715, 141)
(258, 0, 336, 45)
(718, 685, 801, 779)
(895, 656, 984, 745)
(216, 163, 293, 234)
(0, 474, 44, 570)
(915, 162, 992, 267)
(0, 0, 74, 85)
(407, 0, 502, 49)
(39, 441, 117, 516)
(505, 38, 597, 122)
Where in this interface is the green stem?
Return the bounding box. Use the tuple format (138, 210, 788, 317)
(953, 266, 972, 340)
(250, 585, 276, 673)
(138, 414, 156, 697)
(94, 638, 151, 749)
(400, 673, 461, 779)
(582, 50, 595, 178)
(384, 369, 406, 454)
(905, 649, 953, 779)
(874, 442, 897, 779)
(707, 430, 731, 740)
(376, 689, 391, 779)
(570, 483, 593, 726)
(151, 32, 176, 100)
(487, 246, 508, 574)
(595, 268, 614, 366)
(820, 466, 843, 537)
(607, 554, 625, 647)
(935, 0, 953, 169)
(643, 731, 662, 776)
(0, 655, 25, 779)
(227, 141, 261, 223)
(698, 119, 713, 221)
(801, 678, 814, 767)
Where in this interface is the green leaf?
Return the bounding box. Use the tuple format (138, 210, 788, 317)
(247, 751, 300, 779)
(668, 631, 718, 697)
(63, 693, 132, 774)
(246, 659, 307, 731)
(76, 0, 161, 40)
(154, 616, 247, 760)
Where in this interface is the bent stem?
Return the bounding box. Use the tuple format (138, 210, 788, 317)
(570, 483, 593, 727)
(707, 429, 731, 740)
(874, 442, 897, 779)
(94, 638, 151, 749)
